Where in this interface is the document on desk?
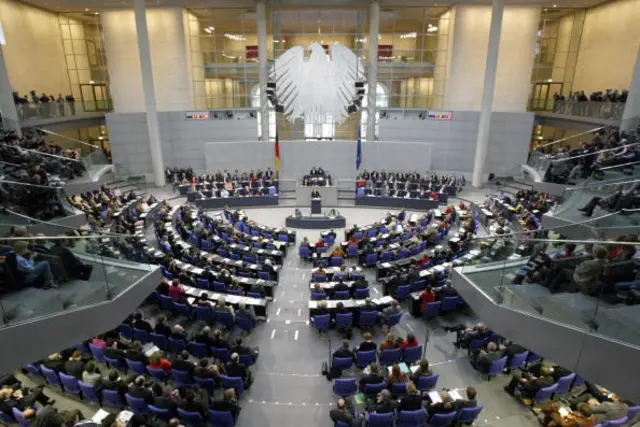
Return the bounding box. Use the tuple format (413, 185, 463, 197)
(381, 263, 392, 268)
(187, 297, 196, 305)
(143, 343, 160, 356)
(428, 391, 442, 403)
(91, 409, 111, 423)
(449, 389, 463, 401)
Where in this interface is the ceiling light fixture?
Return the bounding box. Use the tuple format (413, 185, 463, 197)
(400, 31, 417, 39)
(427, 26, 438, 33)
(224, 33, 246, 41)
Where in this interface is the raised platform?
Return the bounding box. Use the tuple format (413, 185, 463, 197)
(355, 196, 442, 210)
(285, 215, 346, 229)
(193, 196, 279, 209)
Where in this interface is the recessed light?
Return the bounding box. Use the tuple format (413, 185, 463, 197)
(553, 4, 557, 7)
(94, 12, 99, 15)
(85, 8, 89, 11)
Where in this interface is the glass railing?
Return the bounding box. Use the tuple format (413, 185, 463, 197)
(0, 232, 156, 327)
(110, 164, 148, 195)
(459, 236, 640, 348)
(0, 181, 78, 224)
(16, 100, 112, 121)
(537, 99, 625, 121)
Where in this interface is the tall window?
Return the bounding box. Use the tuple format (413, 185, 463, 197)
(360, 83, 389, 140)
(305, 114, 336, 140)
(251, 86, 276, 141)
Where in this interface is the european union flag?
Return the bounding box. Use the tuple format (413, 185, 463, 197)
(356, 129, 362, 170)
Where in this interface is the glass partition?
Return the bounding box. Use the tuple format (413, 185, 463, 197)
(459, 237, 640, 348)
(0, 233, 155, 327)
(0, 181, 77, 224)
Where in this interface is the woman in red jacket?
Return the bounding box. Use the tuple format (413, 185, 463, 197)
(399, 334, 419, 350)
(419, 286, 436, 312)
(148, 351, 172, 374)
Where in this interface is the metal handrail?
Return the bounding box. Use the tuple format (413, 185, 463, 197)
(0, 179, 66, 190)
(564, 178, 640, 191)
(539, 126, 606, 149)
(22, 148, 82, 163)
(37, 128, 101, 151)
(600, 160, 640, 171)
(469, 236, 640, 246)
(550, 142, 640, 163)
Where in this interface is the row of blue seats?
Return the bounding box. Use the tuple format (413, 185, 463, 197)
(421, 298, 465, 317)
(311, 311, 402, 331)
(311, 288, 371, 300)
(334, 345, 424, 370)
(334, 406, 484, 427)
(160, 268, 267, 298)
(27, 363, 237, 427)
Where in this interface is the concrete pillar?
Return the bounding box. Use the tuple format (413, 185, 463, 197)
(472, 0, 504, 187)
(0, 45, 21, 137)
(134, 0, 165, 187)
(257, 1, 269, 142)
(366, 0, 379, 142)
(622, 43, 640, 132)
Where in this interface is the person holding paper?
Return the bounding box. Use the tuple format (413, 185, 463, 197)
(426, 392, 457, 419)
(453, 387, 478, 410)
(387, 364, 408, 387)
(398, 383, 424, 412)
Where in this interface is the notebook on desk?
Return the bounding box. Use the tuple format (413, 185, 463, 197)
(143, 344, 160, 356)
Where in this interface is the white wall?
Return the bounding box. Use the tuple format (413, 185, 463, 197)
(101, 7, 194, 113)
(0, 0, 70, 96)
(572, 0, 640, 93)
(444, 5, 540, 112)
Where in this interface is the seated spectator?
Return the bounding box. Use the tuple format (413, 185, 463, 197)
(398, 383, 423, 411)
(81, 361, 102, 387)
(217, 296, 236, 317)
(333, 340, 355, 360)
(101, 370, 129, 398)
(573, 245, 608, 295)
(427, 393, 457, 418)
(365, 388, 397, 414)
(12, 240, 56, 289)
(359, 363, 385, 392)
(194, 326, 214, 347)
(170, 324, 188, 342)
(236, 303, 256, 321)
(49, 238, 93, 280)
(211, 329, 230, 349)
(149, 351, 172, 374)
(448, 323, 489, 348)
(355, 332, 377, 352)
(169, 278, 185, 301)
(151, 382, 178, 413)
(64, 350, 85, 379)
(154, 314, 172, 336)
(410, 359, 433, 383)
(454, 386, 478, 410)
(178, 388, 208, 417)
(231, 337, 258, 361)
(330, 246, 345, 258)
(590, 394, 629, 424)
(193, 359, 220, 382)
(504, 366, 554, 398)
(399, 334, 418, 350)
(473, 342, 503, 374)
(125, 341, 150, 365)
(329, 398, 356, 427)
(171, 351, 195, 375)
(128, 376, 152, 403)
(379, 333, 398, 353)
(211, 388, 241, 421)
(387, 364, 408, 386)
(419, 286, 436, 312)
(226, 353, 252, 389)
(542, 401, 596, 427)
(132, 312, 153, 333)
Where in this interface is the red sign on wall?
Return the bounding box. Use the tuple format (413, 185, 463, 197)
(378, 45, 393, 61)
(246, 45, 258, 61)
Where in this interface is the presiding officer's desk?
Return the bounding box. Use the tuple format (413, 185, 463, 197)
(308, 295, 396, 319)
(355, 196, 443, 210)
(296, 185, 338, 207)
(193, 195, 278, 209)
(181, 284, 268, 318)
(285, 215, 346, 229)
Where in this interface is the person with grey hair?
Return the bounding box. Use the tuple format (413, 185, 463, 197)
(366, 389, 397, 414)
(236, 302, 255, 321)
(225, 352, 252, 389)
(194, 326, 213, 347)
(330, 397, 358, 426)
(473, 341, 503, 374)
(217, 296, 235, 317)
(573, 245, 608, 295)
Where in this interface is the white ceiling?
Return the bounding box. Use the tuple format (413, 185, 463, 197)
(20, 0, 611, 13)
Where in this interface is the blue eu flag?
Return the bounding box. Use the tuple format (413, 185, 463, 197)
(356, 129, 362, 170)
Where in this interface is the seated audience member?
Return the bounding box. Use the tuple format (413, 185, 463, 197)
(359, 363, 385, 392)
(226, 353, 252, 388)
(366, 389, 397, 414)
(542, 401, 596, 427)
(194, 326, 214, 347)
(381, 300, 401, 323)
(178, 388, 208, 417)
(211, 329, 230, 349)
(171, 351, 195, 375)
(211, 388, 241, 421)
(427, 392, 457, 418)
(333, 340, 355, 360)
(398, 383, 423, 411)
(64, 350, 85, 379)
(104, 339, 127, 361)
(128, 377, 152, 405)
(81, 361, 102, 387)
(101, 370, 129, 398)
(154, 314, 172, 336)
(387, 364, 408, 386)
(399, 334, 418, 350)
(329, 398, 357, 427)
(454, 386, 478, 410)
(0, 385, 54, 416)
(231, 337, 259, 361)
(355, 332, 377, 352)
(504, 366, 554, 398)
(379, 333, 398, 353)
(236, 303, 256, 321)
(132, 312, 153, 333)
(573, 245, 608, 295)
(448, 323, 489, 348)
(473, 342, 503, 374)
(193, 359, 220, 381)
(149, 351, 172, 374)
(217, 296, 236, 317)
(169, 278, 185, 301)
(151, 382, 178, 413)
(419, 286, 436, 311)
(590, 394, 629, 424)
(170, 324, 188, 342)
(331, 246, 345, 258)
(410, 359, 433, 383)
(50, 239, 93, 280)
(12, 240, 57, 289)
(125, 341, 150, 365)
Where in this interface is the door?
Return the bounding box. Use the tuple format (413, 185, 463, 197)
(529, 82, 564, 111)
(80, 83, 112, 112)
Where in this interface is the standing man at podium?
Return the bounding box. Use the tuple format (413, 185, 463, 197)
(311, 188, 322, 215)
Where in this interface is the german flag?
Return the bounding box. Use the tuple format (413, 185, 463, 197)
(275, 133, 281, 177)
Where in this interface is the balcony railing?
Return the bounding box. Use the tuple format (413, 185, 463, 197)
(533, 99, 625, 121)
(16, 100, 113, 122)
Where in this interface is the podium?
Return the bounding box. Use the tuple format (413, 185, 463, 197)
(311, 197, 322, 215)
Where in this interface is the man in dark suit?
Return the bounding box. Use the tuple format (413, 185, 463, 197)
(194, 326, 214, 347)
(64, 351, 85, 379)
(365, 389, 397, 414)
(50, 239, 93, 280)
(504, 366, 554, 397)
(154, 314, 171, 336)
(170, 324, 188, 342)
(178, 389, 208, 417)
(359, 363, 385, 392)
(104, 339, 127, 361)
(332, 340, 355, 360)
(211, 329, 230, 349)
(128, 376, 153, 404)
(230, 338, 258, 360)
(101, 370, 129, 398)
(226, 353, 252, 389)
(151, 383, 178, 413)
(211, 389, 241, 421)
(132, 313, 153, 333)
(333, 279, 350, 294)
(193, 359, 220, 380)
(125, 342, 149, 365)
(170, 351, 195, 375)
